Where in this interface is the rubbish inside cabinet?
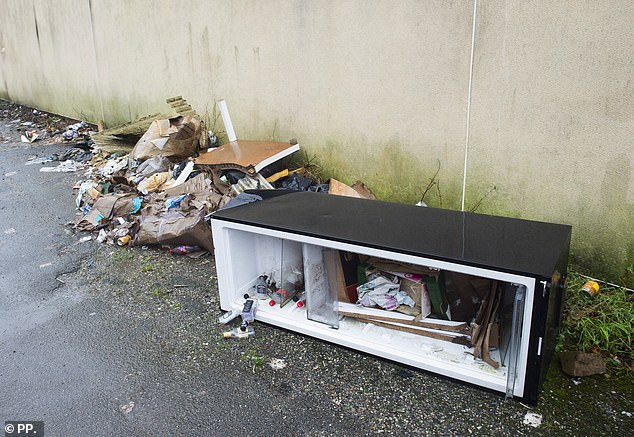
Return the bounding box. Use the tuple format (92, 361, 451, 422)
(211, 192, 571, 404)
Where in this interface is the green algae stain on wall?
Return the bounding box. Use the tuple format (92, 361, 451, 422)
(460, 156, 634, 287)
(310, 141, 634, 287)
(573, 153, 634, 287)
(311, 139, 463, 210)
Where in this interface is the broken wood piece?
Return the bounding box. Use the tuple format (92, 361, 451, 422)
(351, 180, 377, 200)
(194, 140, 300, 175)
(324, 250, 349, 303)
(471, 280, 498, 349)
(481, 322, 500, 368)
(90, 134, 136, 154)
(365, 257, 440, 278)
(266, 168, 289, 183)
(481, 286, 502, 368)
(360, 318, 470, 345)
(97, 113, 167, 137)
(412, 313, 469, 333)
(339, 302, 413, 321)
(338, 302, 468, 333)
(172, 104, 192, 112)
(166, 96, 199, 118)
(329, 178, 362, 198)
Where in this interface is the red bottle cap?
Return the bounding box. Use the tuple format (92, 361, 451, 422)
(269, 299, 276, 307)
(296, 301, 304, 308)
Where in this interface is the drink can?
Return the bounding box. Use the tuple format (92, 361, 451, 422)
(581, 280, 600, 296)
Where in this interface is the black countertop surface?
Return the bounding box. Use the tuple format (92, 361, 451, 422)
(212, 191, 572, 278)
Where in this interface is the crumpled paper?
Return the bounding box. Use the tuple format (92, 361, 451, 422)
(357, 276, 415, 311)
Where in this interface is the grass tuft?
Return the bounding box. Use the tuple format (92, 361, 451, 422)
(151, 287, 171, 299)
(111, 248, 134, 262)
(242, 349, 265, 373)
(560, 272, 633, 370)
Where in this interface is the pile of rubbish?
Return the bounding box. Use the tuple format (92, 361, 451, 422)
(1, 102, 92, 146)
(27, 97, 376, 256)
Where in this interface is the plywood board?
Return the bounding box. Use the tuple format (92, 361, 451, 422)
(194, 140, 300, 174)
(329, 178, 362, 198)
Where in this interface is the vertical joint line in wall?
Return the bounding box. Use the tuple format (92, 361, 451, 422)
(461, 0, 478, 212)
(88, 0, 105, 123)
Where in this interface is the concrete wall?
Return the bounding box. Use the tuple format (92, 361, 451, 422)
(1, 0, 632, 283)
(468, 0, 633, 283)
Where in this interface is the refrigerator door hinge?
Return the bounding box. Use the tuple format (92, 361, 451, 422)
(537, 337, 543, 356)
(540, 280, 549, 298)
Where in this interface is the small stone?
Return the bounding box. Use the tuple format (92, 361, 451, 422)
(559, 351, 606, 377)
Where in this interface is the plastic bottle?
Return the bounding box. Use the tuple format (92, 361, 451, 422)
(254, 275, 269, 299)
(222, 325, 255, 339)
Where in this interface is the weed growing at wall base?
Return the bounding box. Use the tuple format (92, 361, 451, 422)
(560, 272, 633, 371)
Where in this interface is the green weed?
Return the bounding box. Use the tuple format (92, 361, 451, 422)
(111, 249, 134, 262)
(560, 272, 633, 370)
(140, 263, 153, 273)
(151, 287, 171, 299)
(168, 301, 182, 310)
(242, 349, 265, 373)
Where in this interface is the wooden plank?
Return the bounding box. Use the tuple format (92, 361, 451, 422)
(90, 135, 135, 153)
(194, 140, 300, 173)
(351, 180, 377, 200)
(361, 318, 470, 345)
(172, 104, 193, 113)
(339, 302, 469, 333)
(98, 114, 167, 137)
(324, 249, 349, 303)
(339, 302, 413, 321)
(329, 178, 362, 198)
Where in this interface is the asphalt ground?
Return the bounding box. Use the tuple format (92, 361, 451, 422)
(0, 103, 632, 436)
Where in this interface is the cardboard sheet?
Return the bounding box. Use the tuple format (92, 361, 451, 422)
(134, 208, 214, 252)
(74, 193, 140, 231)
(131, 116, 205, 160)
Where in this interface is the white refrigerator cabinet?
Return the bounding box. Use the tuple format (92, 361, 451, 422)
(210, 191, 571, 404)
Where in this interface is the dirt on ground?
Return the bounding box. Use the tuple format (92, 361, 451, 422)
(0, 101, 90, 145)
(59, 223, 633, 436)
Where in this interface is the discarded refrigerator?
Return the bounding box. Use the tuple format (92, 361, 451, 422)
(210, 191, 571, 404)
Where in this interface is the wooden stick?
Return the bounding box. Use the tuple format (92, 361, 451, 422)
(340, 310, 469, 333)
(481, 287, 502, 368)
(364, 318, 470, 345)
(342, 313, 470, 344)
